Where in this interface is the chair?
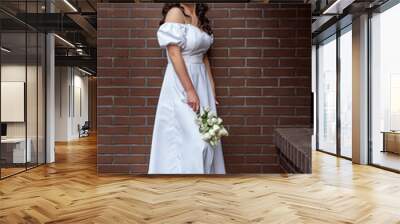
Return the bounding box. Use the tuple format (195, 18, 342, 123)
(79, 121, 90, 138)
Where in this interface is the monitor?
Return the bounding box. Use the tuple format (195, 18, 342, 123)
(1, 123, 7, 137)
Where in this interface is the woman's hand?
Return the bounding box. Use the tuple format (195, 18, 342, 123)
(186, 89, 200, 112)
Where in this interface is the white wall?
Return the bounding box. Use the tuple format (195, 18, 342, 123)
(55, 67, 89, 141)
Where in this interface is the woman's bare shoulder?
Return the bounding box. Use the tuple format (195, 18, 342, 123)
(165, 7, 185, 24)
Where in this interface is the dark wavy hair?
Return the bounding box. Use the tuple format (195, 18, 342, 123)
(159, 3, 213, 35)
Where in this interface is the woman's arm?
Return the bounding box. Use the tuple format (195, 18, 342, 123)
(165, 8, 200, 112)
(203, 54, 218, 104)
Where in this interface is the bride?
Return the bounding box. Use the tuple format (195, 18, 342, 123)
(148, 3, 226, 174)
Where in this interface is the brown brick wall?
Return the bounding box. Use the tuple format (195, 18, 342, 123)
(97, 3, 312, 174)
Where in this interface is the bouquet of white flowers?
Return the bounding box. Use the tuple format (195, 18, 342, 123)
(195, 106, 229, 148)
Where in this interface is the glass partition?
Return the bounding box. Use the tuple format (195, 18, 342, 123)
(370, 3, 400, 171)
(317, 35, 337, 154)
(1, 14, 28, 177)
(0, 1, 46, 179)
(339, 27, 352, 158)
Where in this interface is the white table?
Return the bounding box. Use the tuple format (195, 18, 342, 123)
(1, 138, 32, 163)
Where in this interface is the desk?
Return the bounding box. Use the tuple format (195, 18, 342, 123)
(1, 138, 31, 163)
(382, 131, 400, 154)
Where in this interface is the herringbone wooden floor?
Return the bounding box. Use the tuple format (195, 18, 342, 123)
(1, 135, 400, 224)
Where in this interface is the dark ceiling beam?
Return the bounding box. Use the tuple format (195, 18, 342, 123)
(12, 13, 82, 32)
(55, 55, 96, 69)
(67, 13, 97, 39)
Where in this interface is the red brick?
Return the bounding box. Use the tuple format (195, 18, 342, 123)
(113, 59, 146, 67)
(263, 107, 295, 115)
(230, 29, 263, 38)
(246, 155, 277, 164)
(246, 97, 278, 106)
(131, 88, 160, 96)
(230, 68, 262, 77)
(247, 59, 279, 67)
(246, 19, 278, 28)
(215, 78, 245, 87)
(262, 88, 295, 96)
(230, 49, 262, 57)
(114, 97, 146, 106)
(279, 117, 310, 126)
(101, 127, 130, 135)
(98, 88, 129, 96)
(113, 116, 146, 125)
(130, 49, 162, 57)
(213, 59, 245, 67)
(247, 116, 277, 125)
(263, 49, 296, 57)
(229, 127, 261, 135)
(264, 9, 297, 18)
(131, 9, 161, 18)
(213, 39, 245, 48)
(98, 30, 129, 38)
(98, 146, 131, 154)
(230, 9, 262, 18)
(114, 155, 147, 164)
(208, 9, 229, 18)
(213, 19, 246, 28)
(230, 88, 262, 96)
(246, 39, 278, 48)
(246, 78, 278, 87)
(113, 39, 145, 48)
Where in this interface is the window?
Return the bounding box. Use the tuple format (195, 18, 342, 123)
(316, 25, 353, 158)
(317, 35, 337, 154)
(370, 2, 400, 171)
(339, 27, 352, 158)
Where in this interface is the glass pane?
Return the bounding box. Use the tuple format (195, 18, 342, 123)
(26, 0, 39, 169)
(371, 3, 400, 171)
(1, 29, 27, 177)
(340, 28, 352, 158)
(317, 36, 337, 154)
(27, 30, 38, 169)
(38, 32, 45, 165)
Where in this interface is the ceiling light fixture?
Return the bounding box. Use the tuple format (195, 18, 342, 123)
(322, 0, 355, 15)
(54, 34, 75, 48)
(78, 67, 93, 76)
(1, 47, 11, 53)
(63, 0, 78, 12)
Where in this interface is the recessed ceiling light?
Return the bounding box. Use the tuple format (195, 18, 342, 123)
(78, 67, 93, 76)
(54, 34, 75, 48)
(323, 0, 355, 15)
(63, 0, 78, 12)
(1, 47, 11, 53)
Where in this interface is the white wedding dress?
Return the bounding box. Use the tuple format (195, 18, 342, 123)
(148, 22, 226, 174)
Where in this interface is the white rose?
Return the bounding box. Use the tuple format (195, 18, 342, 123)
(200, 125, 208, 133)
(211, 118, 218, 124)
(202, 133, 211, 140)
(212, 124, 220, 132)
(207, 118, 213, 126)
(220, 128, 229, 136)
(195, 117, 202, 125)
(217, 118, 223, 125)
(208, 129, 216, 136)
(204, 106, 211, 113)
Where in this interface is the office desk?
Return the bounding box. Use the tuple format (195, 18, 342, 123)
(382, 131, 400, 154)
(1, 138, 32, 163)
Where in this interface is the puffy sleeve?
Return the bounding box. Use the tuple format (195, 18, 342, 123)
(157, 23, 187, 49)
